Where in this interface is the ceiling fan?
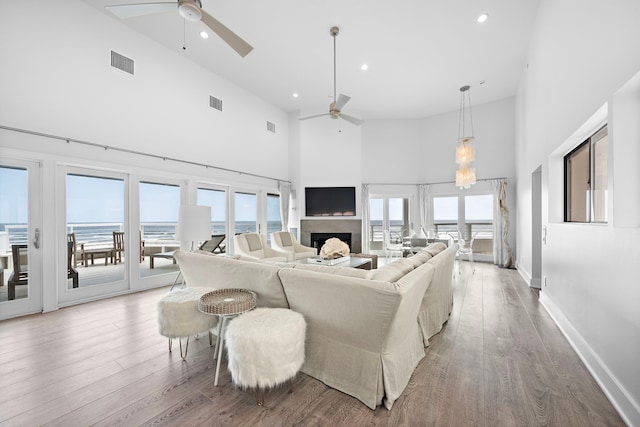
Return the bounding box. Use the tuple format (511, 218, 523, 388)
(105, 0, 253, 57)
(300, 26, 363, 126)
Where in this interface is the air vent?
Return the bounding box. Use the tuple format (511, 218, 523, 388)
(209, 96, 223, 111)
(110, 50, 134, 75)
(267, 121, 276, 133)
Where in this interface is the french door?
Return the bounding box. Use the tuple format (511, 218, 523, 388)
(59, 167, 128, 305)
(0, 159, 42, 318)
(368, 196, 410, 251)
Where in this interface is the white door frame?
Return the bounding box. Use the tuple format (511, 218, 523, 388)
(0, 158, 43, 319)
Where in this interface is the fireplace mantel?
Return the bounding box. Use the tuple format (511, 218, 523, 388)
(300, 219, 362, 254)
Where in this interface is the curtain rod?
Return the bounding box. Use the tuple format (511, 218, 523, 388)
(364, 177, 507, 186)
(0, 124, 291, 184)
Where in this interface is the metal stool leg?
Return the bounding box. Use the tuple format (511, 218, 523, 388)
(214, 317, 227, 386)
(179, 337, 190, 361)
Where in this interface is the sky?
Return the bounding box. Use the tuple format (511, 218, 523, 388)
(0, 166, 28, 224)
(1, 171, 278, 225)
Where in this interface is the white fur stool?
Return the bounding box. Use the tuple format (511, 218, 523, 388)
(225, 308, 306, 405)
(157, 287, 218, 360)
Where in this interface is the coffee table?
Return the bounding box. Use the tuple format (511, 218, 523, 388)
(198, 288, 257, 386)
(298, 257, 372, 270)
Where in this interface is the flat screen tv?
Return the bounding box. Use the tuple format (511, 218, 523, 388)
(305, 187, 356, 217)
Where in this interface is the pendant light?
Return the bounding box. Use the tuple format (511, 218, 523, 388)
(455, 85, 477, 189)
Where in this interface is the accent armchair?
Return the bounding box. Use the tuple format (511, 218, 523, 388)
(271, 231, 317, 261)
(233, 233, 288, 262)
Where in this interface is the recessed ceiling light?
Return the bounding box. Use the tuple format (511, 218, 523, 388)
(361, 64, 369, 71)
(477, 13, 489, 23)
(292, 93, 299, 98)
(200, 31, 209, 39)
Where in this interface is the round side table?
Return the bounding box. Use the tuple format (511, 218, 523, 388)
(198, 288, 257, 386)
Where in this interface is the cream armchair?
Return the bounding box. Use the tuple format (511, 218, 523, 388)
(271, 231, 317, 261)
(233, 233, 288, 262)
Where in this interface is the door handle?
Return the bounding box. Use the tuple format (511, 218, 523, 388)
(33, 228, 40, 249)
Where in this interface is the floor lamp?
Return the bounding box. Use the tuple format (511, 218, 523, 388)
(171, 205, 212, 290)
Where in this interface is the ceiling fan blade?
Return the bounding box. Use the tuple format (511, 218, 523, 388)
(105, 2, 177, 19)
(339, 113, 363, 126)
(299, 113, 330, 121)
(200, 10, 253, 57)
(334, 93, 351, 111)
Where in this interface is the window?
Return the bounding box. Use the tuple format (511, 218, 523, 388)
(433, 194, 494, 257)
(234, 192, 257, 234)
(433, 196, 458, 235)
(564, 125, 608, 223)
(197, 188, 227, 235)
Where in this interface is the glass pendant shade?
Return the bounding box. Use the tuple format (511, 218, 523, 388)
(456, 165, 476, 189)
(456, 139, 476, 164)
(454, 85, 477, 188)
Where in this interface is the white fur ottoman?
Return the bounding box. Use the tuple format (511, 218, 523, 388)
(157, 287, 218, 360)
(225, 308, 306, 405)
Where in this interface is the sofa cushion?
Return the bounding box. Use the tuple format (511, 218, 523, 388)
(173, 250, 289, 308)
(245, 234, 263, 251)
(370, 258, 415, 282)
(279, 232, 293, 247)
(408, 251, 433, 268)
(421, 242, 447, 257)
(293, 263, 373, 279)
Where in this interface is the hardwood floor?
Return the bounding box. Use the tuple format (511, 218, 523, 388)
(0, 263, 625, 426)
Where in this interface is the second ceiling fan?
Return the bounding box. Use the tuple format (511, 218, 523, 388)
(300, 26, 363, 126)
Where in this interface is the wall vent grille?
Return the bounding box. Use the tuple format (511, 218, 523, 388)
(209, 96, 223, 111)
(110, 50, 134, 75)
(267, 121, 276, 133)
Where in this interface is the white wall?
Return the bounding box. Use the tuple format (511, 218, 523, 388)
(363, 97, 516, 184)
(0, 0, 289, 180)
(294, 118, 363, 221)
(516, 1, 640, 424)
(361, 98, 517, 253)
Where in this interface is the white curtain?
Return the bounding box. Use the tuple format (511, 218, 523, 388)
(491, 179, 513, 267)
(361, 184, 370, 254)
(278, 181, 291, 232)
(417, 184, 431, 237)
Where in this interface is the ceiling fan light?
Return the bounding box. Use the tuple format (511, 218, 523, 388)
(178, 0, 202, 21)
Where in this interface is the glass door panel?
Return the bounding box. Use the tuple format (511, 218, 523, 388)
(197, 187, 227, 253)
(464, 194, 494, 257)
(433, 196, 459, 237)
(139, 181, 180, 278)
(388, 198, 408, 243)
(368, 198, 383, 250)
(234, 192, 257, 234)
(0, 161, 42, 318)
(66, 173, 125, 289)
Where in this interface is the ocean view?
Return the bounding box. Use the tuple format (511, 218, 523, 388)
(1, 221, 283, 248)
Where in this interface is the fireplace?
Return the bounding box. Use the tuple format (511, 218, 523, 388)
(310, 233, 352, 251)
(300, 219, 362, 253)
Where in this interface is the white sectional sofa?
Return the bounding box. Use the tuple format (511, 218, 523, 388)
(173, 242, 457, 410)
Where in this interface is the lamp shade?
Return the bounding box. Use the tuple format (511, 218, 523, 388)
(176, 205, 211, 242)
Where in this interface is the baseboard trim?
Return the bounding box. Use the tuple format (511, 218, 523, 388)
(516, 261, 532, 285)
(540, 292, 640, 427)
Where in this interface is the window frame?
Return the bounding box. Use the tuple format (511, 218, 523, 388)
(564, 124, 608, 223)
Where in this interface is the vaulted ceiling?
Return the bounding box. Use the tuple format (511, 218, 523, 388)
(84, 0, 540, 119)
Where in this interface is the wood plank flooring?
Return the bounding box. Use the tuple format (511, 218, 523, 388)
(0, 262, 625, 426)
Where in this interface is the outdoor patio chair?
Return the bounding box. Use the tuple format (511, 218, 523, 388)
(199, 234, 226, 254)
(67, 241, 79, 288)
(8, 244, 28, 300)
(113, 231, 125, 264)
